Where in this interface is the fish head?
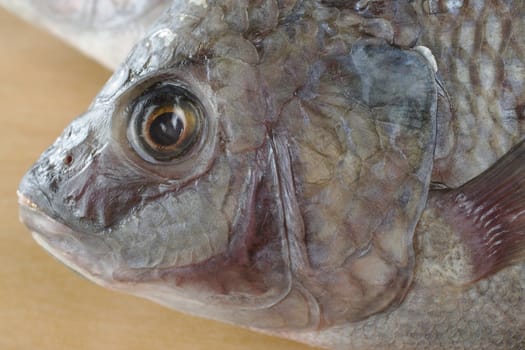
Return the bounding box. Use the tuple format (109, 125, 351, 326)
(18, 0, 310, 329)
(18, 0, 439, 330)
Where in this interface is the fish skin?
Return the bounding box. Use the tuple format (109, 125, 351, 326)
(416, 0, 525, 187)
(14, 0, 525, 349)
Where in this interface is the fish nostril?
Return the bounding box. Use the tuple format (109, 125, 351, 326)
(63, 154, 73, 166)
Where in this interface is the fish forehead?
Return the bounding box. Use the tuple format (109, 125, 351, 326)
(94, 0, 289, 98)
(92, 0, 423, 94)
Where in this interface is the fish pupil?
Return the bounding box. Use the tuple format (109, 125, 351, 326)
(149, 112, 184, 146)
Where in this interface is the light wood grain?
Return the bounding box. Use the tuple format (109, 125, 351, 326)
(0, 8, 318, 350)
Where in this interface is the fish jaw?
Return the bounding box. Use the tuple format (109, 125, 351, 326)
(17, 192, 117, 289)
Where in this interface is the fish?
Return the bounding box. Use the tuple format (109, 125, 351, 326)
(12, 0, 525, 349)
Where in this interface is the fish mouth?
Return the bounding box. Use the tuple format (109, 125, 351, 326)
(18, 191, 72, 240)
(17, 191, 114, 288)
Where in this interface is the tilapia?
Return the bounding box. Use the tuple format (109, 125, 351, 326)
(10, 0, 525, 349)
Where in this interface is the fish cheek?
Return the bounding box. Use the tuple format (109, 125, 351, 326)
(111, 159, 233, 270)
(110, 149, 316, 330)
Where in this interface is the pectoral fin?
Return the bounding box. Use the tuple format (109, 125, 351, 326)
(433, 139, 525, 281)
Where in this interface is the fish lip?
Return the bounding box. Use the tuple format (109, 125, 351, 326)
(17, 191, 77, 243)
(17, 191, 39, 210)
(17, 191, 115, 288)
(17, 191, 74, 239)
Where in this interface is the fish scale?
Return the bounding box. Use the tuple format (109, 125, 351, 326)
(416, 0, 525, 187)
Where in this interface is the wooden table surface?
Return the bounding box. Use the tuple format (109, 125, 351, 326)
(0, 8, 317, 350)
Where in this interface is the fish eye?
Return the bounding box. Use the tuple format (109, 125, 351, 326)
(127, 83, 204, 163)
